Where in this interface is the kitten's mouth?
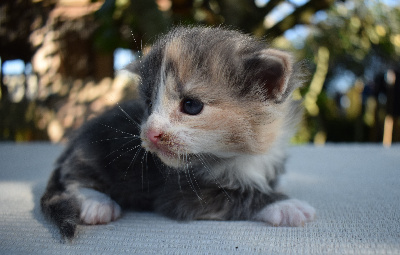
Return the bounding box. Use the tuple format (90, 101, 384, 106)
(154, 149, 186, 168)
(156, 145, 179, 159)
(142, 140, 186, 168)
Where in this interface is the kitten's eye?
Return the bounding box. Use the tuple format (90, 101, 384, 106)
(181, 98, 204, 115)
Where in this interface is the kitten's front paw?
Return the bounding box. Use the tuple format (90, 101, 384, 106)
(79, 189, 121, 225)
(255, 199, 315, 227)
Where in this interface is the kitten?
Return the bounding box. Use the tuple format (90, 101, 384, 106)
(41, 26, 315, 240)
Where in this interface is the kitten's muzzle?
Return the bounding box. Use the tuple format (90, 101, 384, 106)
(147, 129, 164, 144)
(144, 129, 181, 157)
(141, 128, 187, 168)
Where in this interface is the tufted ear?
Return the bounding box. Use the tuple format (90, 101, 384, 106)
(122, 60, 141, 77)
(243, 49, 294, 103)
(118, 60, 143, 88)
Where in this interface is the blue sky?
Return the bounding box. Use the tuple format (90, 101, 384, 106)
(1, 50, 135, 76)
(2, 59, 26, 75)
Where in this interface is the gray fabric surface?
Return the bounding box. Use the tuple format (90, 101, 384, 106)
(0, 143, 399, 254)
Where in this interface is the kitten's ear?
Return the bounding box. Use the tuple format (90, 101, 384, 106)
(243, 49, 294, 103)
(122, 61, 141, 77)
(117, 61, 142, 84)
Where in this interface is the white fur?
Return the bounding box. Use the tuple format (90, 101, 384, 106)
(76, 188, 121, 225)
(254, 199, 315, 227)
(205, 137, 287, 192)
(153, 57, 169, 115)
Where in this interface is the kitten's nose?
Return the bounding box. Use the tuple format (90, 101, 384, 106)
(147, 129, 163, 145)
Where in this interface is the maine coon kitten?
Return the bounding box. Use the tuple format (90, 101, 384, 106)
(41, 26, 315, 240)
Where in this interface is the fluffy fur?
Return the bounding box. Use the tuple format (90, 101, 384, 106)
(41, 27, 315, 240)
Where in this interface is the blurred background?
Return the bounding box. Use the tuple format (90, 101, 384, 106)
(1, 0, 399, 145)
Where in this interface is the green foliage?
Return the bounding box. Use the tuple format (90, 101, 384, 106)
(299, 0, 400, 143)
(306, 1, 400, 78)
(93, 0, 170, 51)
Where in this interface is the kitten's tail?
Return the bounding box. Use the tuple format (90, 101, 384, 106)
(40, 167, 80, 240)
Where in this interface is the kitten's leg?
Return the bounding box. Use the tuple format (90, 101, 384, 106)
(41, 168, 121, 239)
(154, 186, 315, 227)
(76, 187, 121, 225)
(254, 199, 315, 227)
(41, 168, 80, 239)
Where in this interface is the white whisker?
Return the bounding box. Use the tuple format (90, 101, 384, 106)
(91, 136, 140, 144)
(177, 170, 182, 193)
(104, 138, 141, 159)
(117, 104, 141, 130)
(140, 150, 150, 192)
(195, 154, 231, 202)
(98, 122, 136, 136)
(177, 151, 203, 204)
(122, 146, 144, 181)
(105, 145, 141, 167)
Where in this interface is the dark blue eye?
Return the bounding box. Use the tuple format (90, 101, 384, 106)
(181, 98, 204, 115)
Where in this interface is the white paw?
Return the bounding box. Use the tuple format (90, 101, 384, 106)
(255, 199, 315, 227)
(78, 188, 121, 225)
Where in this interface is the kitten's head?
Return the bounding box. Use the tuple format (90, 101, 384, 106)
(129, 27, 302, 168)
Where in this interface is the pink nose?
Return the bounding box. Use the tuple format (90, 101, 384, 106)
(147, 129, 163, 145)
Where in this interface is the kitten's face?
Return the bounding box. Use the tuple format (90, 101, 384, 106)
(134, 27, 298, 168)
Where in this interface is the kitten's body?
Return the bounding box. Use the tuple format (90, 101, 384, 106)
(41, 27, 315, 239)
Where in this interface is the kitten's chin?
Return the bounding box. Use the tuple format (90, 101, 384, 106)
(157, 153, 185, 168)
(143, 143, 186, 169)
